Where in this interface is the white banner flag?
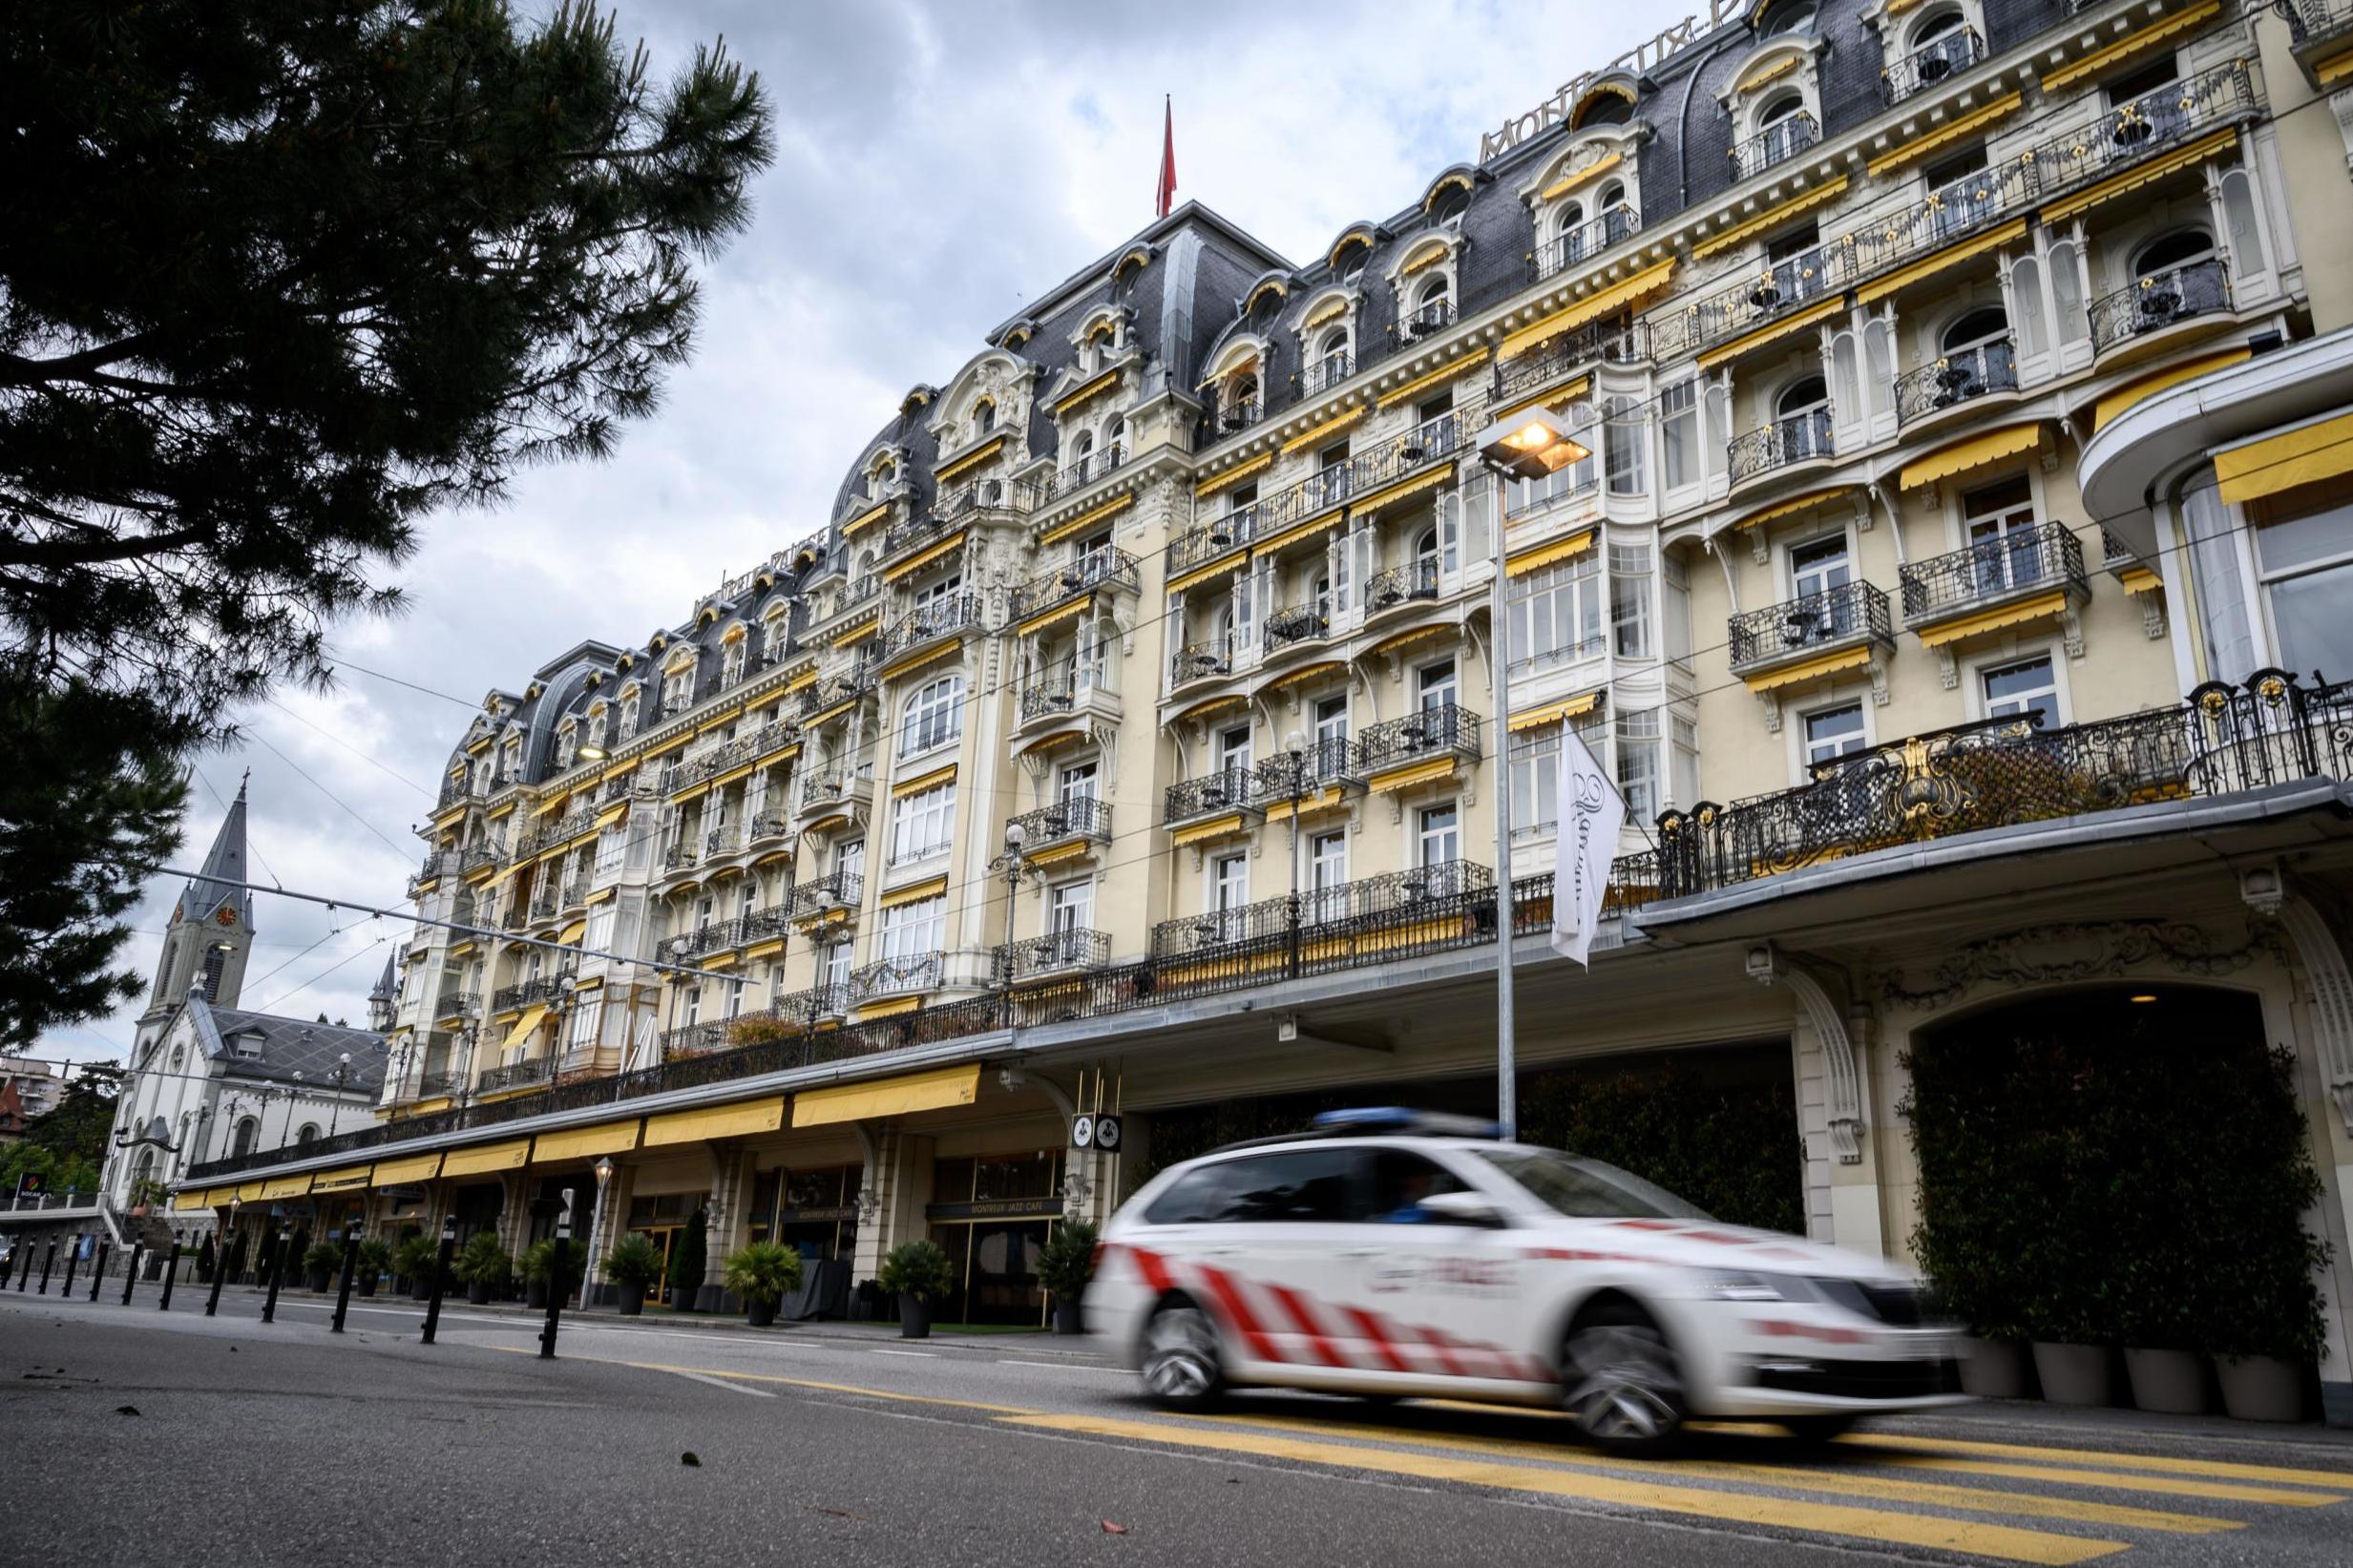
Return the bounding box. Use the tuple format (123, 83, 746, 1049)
(1549, 726, 1627, 967)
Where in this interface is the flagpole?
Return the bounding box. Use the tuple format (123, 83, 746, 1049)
(1486, 466, 1518, 1142)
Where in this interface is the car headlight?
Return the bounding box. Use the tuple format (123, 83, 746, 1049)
(1699, 1270, 1812, 1303)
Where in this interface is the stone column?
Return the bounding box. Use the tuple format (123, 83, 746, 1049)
(696, 1144, 753, 1313)
(587, 1162, 637, 1308)
(849, 1125, 934, 1296)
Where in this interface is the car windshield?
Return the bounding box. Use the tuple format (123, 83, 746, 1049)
(1477, 1147, 1712, 1221)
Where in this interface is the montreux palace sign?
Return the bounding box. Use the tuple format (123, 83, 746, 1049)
(1478, 4, 1740, 163)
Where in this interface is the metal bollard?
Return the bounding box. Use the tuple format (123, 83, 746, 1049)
(12, 1243, 30, 1290)
(61, 1238, 81, 1300)
(328, 1230, 360, 1334)
(537, 1233, 570, 1360)
(203, 1232, 229, 1318)
(260, 1231, 289, 1325)
(38, 1242, 56, 1295)
(420, 1220, 456, 1346)
(88, 1241, 109, 1301)
(158, 1237, 183, 1311)
(120, 1243, 144, 1306)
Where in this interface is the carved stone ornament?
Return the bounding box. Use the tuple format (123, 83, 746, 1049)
(1874, 919, 2286, 1012)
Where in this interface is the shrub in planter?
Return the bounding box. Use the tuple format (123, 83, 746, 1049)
(394, 1233, 439, 1299)
(725, 1014, 801, 1050)
(453, 1231, 512, 1306)
(302, 1241, 344, 1293)
(354, 1238, 392, 1299)
(521, 1238, 587, 1308)
(604, 1234, 665, 1316)
(666, 1206, 708, 1311)
(723, 1242, 804, 1328)
(1037, 1220, 1097, 1335)
(878, 1240, 956, 1338)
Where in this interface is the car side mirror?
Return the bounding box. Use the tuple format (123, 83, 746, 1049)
(1420, 1191, 1505, 1227)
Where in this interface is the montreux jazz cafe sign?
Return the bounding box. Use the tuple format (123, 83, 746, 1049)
(1478, 3, 1739, 163)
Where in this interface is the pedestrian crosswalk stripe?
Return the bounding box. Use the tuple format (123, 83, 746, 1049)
(1844, 1432, 2353, 1491)
(1878, 1454, 2345, 1507)
(1198, 1412, 2241, 1536)
(1000, 1412, 2128, 1565)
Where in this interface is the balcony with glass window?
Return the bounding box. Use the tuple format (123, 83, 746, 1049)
(1727, 581, 1895, 680)
(1007, 548, 1140, 626)
(1040, 444, 1126, 505)
(1163, 767, 1262, 837)
(1005, 795, 1112, 866)
(1148, 860, 1497, 975)
(794, 764, 871, 828)
(433, 990, 481, 1023)
(475, 1056, 555, 1098)
(1363, 558, 1442, 622)
(1892, 336, 2020, 437)
(1727, 408, 1836, 493)
(1880, 27, 1980, 103)
(2087, 258, 2234, 367)
(1729, 113, 1816, 181)
(1898, 521, 2089, 645)
(2279, 0, 2353, 86)
(1013, 665, 1122, 745)
(1167, 636, 1238, 693)
(997, 928, 1110, 986)
(929, 474, 1036, 531)
(788, 868, 863, 925)
(1531, 206, 1640, 282)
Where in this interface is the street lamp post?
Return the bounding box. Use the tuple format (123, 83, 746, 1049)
(327, 1052, 352, 1137)
(421, 1213, 456, 1345)
(582, 1156, 616, 1309)
(1473, 406, 1592, 1141)
(994, 822, 1027, 990)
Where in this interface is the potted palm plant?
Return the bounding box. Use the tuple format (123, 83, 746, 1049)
(303, 1240, 344, 1293)
(603, 1233, 665, 1316)
(879, 1239, 956, 1339)
(454, 1231, 512, 1306)
(722, 1241, 804, 1328)
(1037, 1220, 1097, 1335)
(394, 1233, 438, 1300)
(521, 1238, 585, 1308)
(354, 1237, 392, 1299)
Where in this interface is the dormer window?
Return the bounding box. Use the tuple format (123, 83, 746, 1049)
(1757, 1, 1814, 37)
(723, 639, 746, 686)
(502, 739, 521, 776)
(1407, 275, 1451, 336)
(1306, 324, 1353, 396)
(620, 692, 641, 738)
(555, 725, 577, 768)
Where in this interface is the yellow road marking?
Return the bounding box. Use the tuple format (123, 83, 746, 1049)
(1003, 1412, 2126, 1565)
(1202, 1412, 2237, 1536)
(1881, 1455, 2343, 1507)
(1845, 1432, 2353, 1491)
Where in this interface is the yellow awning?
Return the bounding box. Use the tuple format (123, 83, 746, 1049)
(891, 763, 956, 799)
(1251, 506, 1346, 558)
(641, 1098, 787, 1147)
(2041, 128, 2237, 226)
(1266, 659, 1344, 691)
(311, 1167, 371, 1193)
(1172, 695, 1247, 723)
(1366, 623, 1452, 657)
(1730, 486, 1860, 533)
(1538, 152, 1621, 202)
(234, 1181, 267, 1203)
(791, 1064, 981, 1128)
(1734, 53, 1798, 93)
(1488, 375, 1590, 430)
(1899, 422, 2045, 491)
(259, 1174, 313, 1200)
(1506, 528, 1597, 576)
(595, 802, 627, 828)
(1195, 452, 1272, 499)
(1024, 840, 1089, 868)
(1508, 690, 1603, 732)
(173, 1188, 216, 1212)
(832, 617, 880, 648)
(744, 936, 787, 960)
(1280, 406, 1368, 456)
(700, 951, 738, 972)
(934, 434, 1005, 484)
(1302, 297, 1350, 330)
(372, 1152, 444, 1185)
(1692, 179, 1849, 261)
(1376, 350, 1489, 411)
(443, 1139, 533, 1178)
(1697, 296, 1846, 372)
(842, 501, 891, 537)
(854, 995, 924, 1019)
(1743, 646, 1874, 694)
(1917, 591, 2070, 649)
(1038, 492, 1135, 547)
(1017, 596, 1090, 638)
(1499, 259, 1677, 359)
(781, 668, 819, 695)
(1168, 812, 1246, 847)
(883, 530, 968, 584)
(2214, 410, 2353, 506)
(1353, 463, 1457, 518)
(1866, 95, 2024, 179)
(1399, 239, 1450, 274)
(1858, 220, 2026, 307)
(1368, 757, 1459, 794)
(874, 640, 960, 686)
(1262, 785, 1345, 824)
(2092, 346, 2251, 431)
(501, 1004, 551, 1055)
(557, 919, 587, 944)
(1166, 553, 1249, 596)
(533, 793, 570, 819)
(2041, 0, 2222, 94)
(1055, 366, 1121, 415)
(878, 874, 948, 909)
(533, 1121, 641, 1162)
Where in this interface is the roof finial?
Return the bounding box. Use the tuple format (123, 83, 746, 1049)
(237, 768, 250, 801)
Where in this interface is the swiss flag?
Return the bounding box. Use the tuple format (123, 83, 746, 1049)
(1156, 96, 1177, 219)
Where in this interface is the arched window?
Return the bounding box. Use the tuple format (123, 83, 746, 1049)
(1596, 180, 1633, 244)
(1316, 325, 1351, 374)
(2132, 228, 2214, 279)
(1066, 429, 1095, 476)
(1776, 375, 1832, 461)
(1579, 94, 1632, 128)
(1941, 305, 2008, 353)
(1106, 415, 1126, 463)
(1411, 274, 1450, 333)
(1758, 94, 1803, 130)
(167, 1044, 183, 1072)
(232, 1118, 257, 1157)
(1414, 525, 1441, 590)
(898, 674, 965, 757)
(1777, 375, 1828, 417)
(620, 693, 641, 738)
(974, 400, 996, 437)
(1757, 2, 1815, 37)
(1912, 8, 1965, 48)
(296, 1123, 319, 1147)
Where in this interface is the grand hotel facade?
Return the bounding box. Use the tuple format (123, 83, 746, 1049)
(176, 0, 2353, 1418)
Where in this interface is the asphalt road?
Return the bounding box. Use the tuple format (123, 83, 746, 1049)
(4, 1284, 2351, 1567)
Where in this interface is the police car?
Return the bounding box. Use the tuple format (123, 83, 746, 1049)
(1089, 1109, 1962, 1451)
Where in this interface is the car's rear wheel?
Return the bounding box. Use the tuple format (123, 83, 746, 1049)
(1141, 1302, 1224, 1409)
(1562, 1299, 1687, 1453)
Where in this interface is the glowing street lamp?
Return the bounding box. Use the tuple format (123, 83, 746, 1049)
(1475, 408, 1592, 481)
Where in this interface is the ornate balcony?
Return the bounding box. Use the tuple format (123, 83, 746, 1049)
(1397, 297, 1455, 340)
(433, 990, 481, 1021)
(1166, 499, 1262, 582)
(1042, 445, 1125, 502)
(1893, 337, 2019, 428)
(1164, 767, 1260, 832)
(1008, 548, 1140, 623)
(1531, 206, 1639, 282)
(460, 843, 500, 877)
(528, 887, 559, 921)
(1364, 559, 1441, 616)
(416, 1069, 464, 1099)
(1881, 27, 1980, 103)
(2089, 258, 2232, 358)
(1150, 860, 1494, 958)
(1351, 411, 1460, 505)
(788, 868, 863, 920)
(1899, 521, 2089, 633)
(746, 810, 792, 847)
(796, 765, 869, 823)
(798, 662, 877, 721)
(1212, 395, 1263, 437)
(491, 975, 572, 1014)
(1355, 702, 1482, 776)
(1727, 408, 1835, 488)
(1491, 314, 1647, 408)
(1727, 581, 1894, 677)
(877, 593, 979, 664)
(997, 928, 1110, 984)
(664, 904, 789, 961)
(1006, 795, 1111, 859)
(2280, 0, 2353, 87)
(1168, 638, 1235, 689)
(1262, 602, 1333, 654)
(661, 840, 698, 874)
(1298, 350, 1355, 399)
(1252, 737, 1361, 803)
(851, 952, 943, 1003)
(476, 1056, 554, 1096)
(1729, 114, 1816, 181)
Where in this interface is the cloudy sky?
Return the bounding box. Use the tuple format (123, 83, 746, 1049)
(36, 0, 1670, 1072)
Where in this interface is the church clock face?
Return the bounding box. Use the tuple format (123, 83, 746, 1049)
(215, 908, 237, 927)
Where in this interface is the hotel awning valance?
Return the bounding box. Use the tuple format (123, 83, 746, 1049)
(532, 1121, 641, 1162)
(1368, 757, 1459, 794)
(1898, 422, 2046, 491)
(371, 1152, 444, 1185)
(2041, 127, 2237, 226)
(1857, 220, 2026, 308)
(878, 874, 949, 909)
(883, 530, 968, 584)
(311, 1167, 372, 1193)
(443, 1139, 532, 1178)
(1508, 690, 1603, 732)
(934, 434, 1005, 484)
(1280, 406, 1368, 456)
(1499, 259, 1677, 359)
(2214, 410, 2353, 506)
(891, 764, 956, 800)
(2040, 0, 2223, 94)
(259, 1174, 312, 1200)
(501, 1004, 550, 1055)
(1017, 596, 1091, 638)
(173, 1187, 217, 1212)
(1866, 95, 2023, 179)
(1038, 492, 1135, 548)
(557, 919, 587, 945)
(1696, 296, 1845, 372)
(1729, 486, 1859, 533)
(1376, 350, 1489, 411)
(1195, 452, 1272, 499)
(1692, 179, 1849, 261)
(791, 1064, 981, 1129)
(1352, 463, 1457, 518)
(641, 1098, 787, 1148)
(1166, 553, 1249, 596)
(1505, 528, 1597, 576)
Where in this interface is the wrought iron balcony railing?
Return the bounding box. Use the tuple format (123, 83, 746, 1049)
(528, 889, 559, 919)
(1532, 206, 1639, 282)
(703, 826, 741, 860)
(2279, 0, 2353, 52)
(1397, 297, 1455, 340)
(1729, 113, 1817, 181)
(931, 475, 1036, 527)
(1893, 337, 2019, 425)
(1150, 860, 1495, 957)
(788, 868, 862, 916)
(477, 1056, 554, 1095)
(1728, 581, 1893, 671)
(664, 905, 790, 961)
(850, 952, 943, 1000)
(1365, 558, 1441, 612)
(1006, 794, 1111, 850)
(1168, 638, 1233, 686)
(460, 843, 500, 876)
(877, 593, 979, 661)
(1251, 737, 1359, 798)
(1727, 407, 1835, 484)
(1007, 548, 1140, 621)
(1263, 602, 1333, 653)
(1355, 702, 1482, 774)
(416, 1070, 463, 1099)
(433, 991, 481, 1019)
(1355, 412, 1460, 498)
(797, 662, 878, 721)
(1019, 671, 1114, 721)
(416, 849, 457, 883)
(1491, 314, 1648, 407)
(747, 811, 791, 844)
(491, 975, 571, 1014)
(1899, 522, 2087, 623)
(2088, 258, 2232, 353)
(1164, 767, 1257, 826)
(1215, 395, 1264, 435)
(1298, 350, 1355, 399)
(662, 841, 698, 872)
(998, 928, 1110, 984)
(1044, 445, 1125, 501)
(1881, 27, 1981, 102)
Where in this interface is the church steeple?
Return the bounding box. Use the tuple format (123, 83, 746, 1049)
(143, 776, 256, 1022)
(368, 951, 399, 1031)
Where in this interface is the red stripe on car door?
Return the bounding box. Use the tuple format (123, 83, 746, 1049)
(1265, 1284, 1347, 1368)
(1197, 1265, 1283, 1364)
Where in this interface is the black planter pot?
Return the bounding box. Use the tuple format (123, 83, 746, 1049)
(617, 1282, 645, 1316)
(747, 1297, 777, 1328)
(526, 1279, 548, 1309)
(410, 1277, 431, 1301)
(901, 1297, 933, 1339)
(305, 1267, 331, 1292)
(357, 1274, 378, 1299)
(1052, 1296, 1084, 1336)
(467, 1280, 491, 1306)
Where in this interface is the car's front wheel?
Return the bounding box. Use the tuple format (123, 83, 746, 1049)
(1562, 1299, 1687, 1453)
(1140, 1302, 1224, 1409)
